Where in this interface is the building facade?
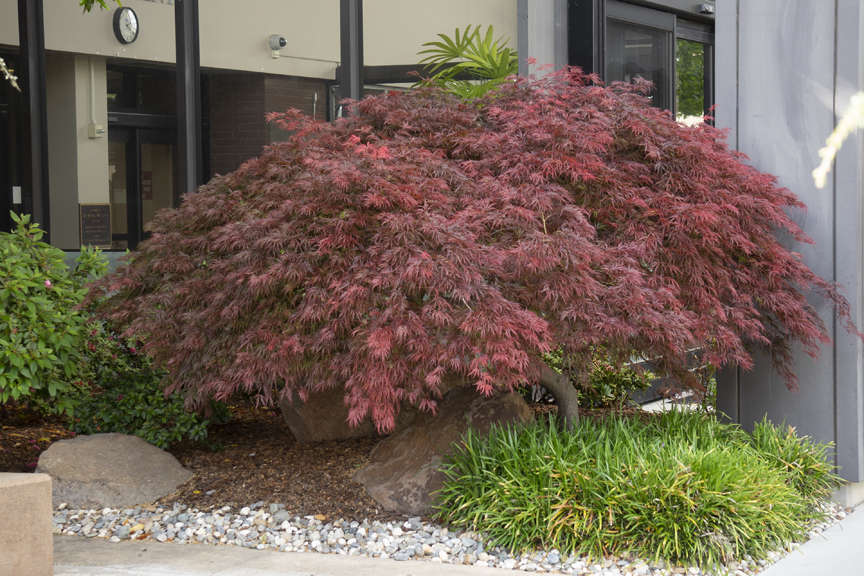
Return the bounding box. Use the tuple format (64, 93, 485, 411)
(2, 0, 716, 252)
(714, 0, 864, 499)
(0, 0, 518, 250)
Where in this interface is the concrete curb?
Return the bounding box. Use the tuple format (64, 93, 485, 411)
(0, 473, 52, 576)
(53, 534, 522, 576)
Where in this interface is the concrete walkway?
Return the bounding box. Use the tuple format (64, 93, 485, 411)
(758, 504, 864, 576)
(54, 506, 864, 575)
(53, 535, 521, 576)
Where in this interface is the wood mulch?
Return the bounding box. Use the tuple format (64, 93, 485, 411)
(0, 401, 399, 521)
(0, 404, 76, 473)
(1, 398, 643, 522)
(158, 403, 399, 521)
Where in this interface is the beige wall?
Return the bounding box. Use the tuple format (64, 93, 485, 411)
(44, 0, 176, 63)
(199, 0, 340, 79)
(1, 1, 175, 61)
(2, 1, 517, 76)
(45, 52, 109, 249)
(1, 0, 341, 78)
(0, 1, 17, 47)
(363, 0, 518, 66)
(74, 56, 108, 206)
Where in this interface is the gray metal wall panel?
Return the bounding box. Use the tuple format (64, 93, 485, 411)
(518, 0, 569, 77)
(833, 0, 864, 481)
(714, 0, 740, 412)
(716, 0, 864, 480)
(714, 0, 737, 148)
(736, 0, 837, 444)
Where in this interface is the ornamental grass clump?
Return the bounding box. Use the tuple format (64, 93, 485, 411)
(436, 411, 838, 568)
(91, 69, 857, 430)
(750, 416, 842, 505)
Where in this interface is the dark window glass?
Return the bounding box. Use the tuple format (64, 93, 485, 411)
(606, 19, 671, 109)
(676, 38, 705, 119)
(107, 67, 176, 114)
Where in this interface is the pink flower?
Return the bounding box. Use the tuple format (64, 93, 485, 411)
(44, 279, 52, 288)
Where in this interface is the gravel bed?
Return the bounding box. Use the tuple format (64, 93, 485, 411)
(52, 501, 848, 575)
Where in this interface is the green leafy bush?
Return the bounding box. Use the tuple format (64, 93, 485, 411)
(750, 417, 842, 504)
(71, 324, 224, 449)
(418, 25, 518, 99)
(0, 213, 106, 414)
(543, 350, 653, 409)
(436, 411, 837, 568)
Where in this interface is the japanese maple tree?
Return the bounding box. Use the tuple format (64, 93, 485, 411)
(91, 69, 855, 430)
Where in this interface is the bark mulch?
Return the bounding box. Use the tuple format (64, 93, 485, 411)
(0, 401, 400, 522)
(0, 404, 76, 473)
(1, 399, 639, 522)
(158, 403, 399, 521)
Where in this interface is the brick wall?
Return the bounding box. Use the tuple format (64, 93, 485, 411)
(208, 73, 329, 176)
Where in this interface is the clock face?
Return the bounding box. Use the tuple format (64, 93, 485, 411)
(113, 7, 139, 44)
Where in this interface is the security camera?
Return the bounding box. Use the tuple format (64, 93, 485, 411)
(269, 35, 287, 51)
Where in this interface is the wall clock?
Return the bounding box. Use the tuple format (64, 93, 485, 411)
(113, 7, 139, 45)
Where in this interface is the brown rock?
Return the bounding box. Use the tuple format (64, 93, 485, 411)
(279, 386, 419, 443)
(353, 386, 533, 515)
(280, 387, 376, 443)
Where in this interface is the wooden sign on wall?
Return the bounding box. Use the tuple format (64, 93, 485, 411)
(79, 204, 112, 248)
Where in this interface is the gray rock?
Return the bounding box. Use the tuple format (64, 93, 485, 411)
(354, 385, 533, 515)
(115, 525, 130, 540)
(37, 434, 191, 508)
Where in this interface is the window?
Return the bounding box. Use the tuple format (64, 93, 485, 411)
(605, 1, 714, 119)
(606, 1, 674, 110)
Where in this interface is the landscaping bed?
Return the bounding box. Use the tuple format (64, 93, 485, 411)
(1, 402, 391, 522)
(6, 401, 849, 574)
(0, 404, 75, 473)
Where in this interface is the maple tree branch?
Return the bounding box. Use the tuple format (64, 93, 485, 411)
(539, 362, 579, 429)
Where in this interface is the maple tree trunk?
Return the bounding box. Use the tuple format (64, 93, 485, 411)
(539, 363, 580, 429)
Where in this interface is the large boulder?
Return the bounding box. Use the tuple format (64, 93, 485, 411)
(280, 386, 420, 443)
(36, 433, 191, 508)
(280, 387, 377, 443)
(353, 386, 533, 515)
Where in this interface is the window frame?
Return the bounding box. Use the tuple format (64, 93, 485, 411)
(605, 0, 676, 111)
(604, 0, 715, 118)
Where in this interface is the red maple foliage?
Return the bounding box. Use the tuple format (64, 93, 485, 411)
(92, 70, 856, 432)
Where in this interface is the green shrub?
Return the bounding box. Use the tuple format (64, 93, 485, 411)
(581, 356, 653, 409)
(543, 349, 653, 409)
(750, 417, 842, 504)
(436, 411, 834, 568)
(0, 213, 106, 414)
(70, 323, 225, 449)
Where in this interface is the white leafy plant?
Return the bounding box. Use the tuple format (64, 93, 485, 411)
(813, 92, 864, 189)
(0, 57, 19, 91)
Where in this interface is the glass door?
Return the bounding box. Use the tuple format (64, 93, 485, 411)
(108, 126, 176, 250)
(0, 106, 10, 234)
(109, 127, 132, 249)
(605, 1, 675, 110)
(139, 130, 176, 239)
(605, 1, 714, 120)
